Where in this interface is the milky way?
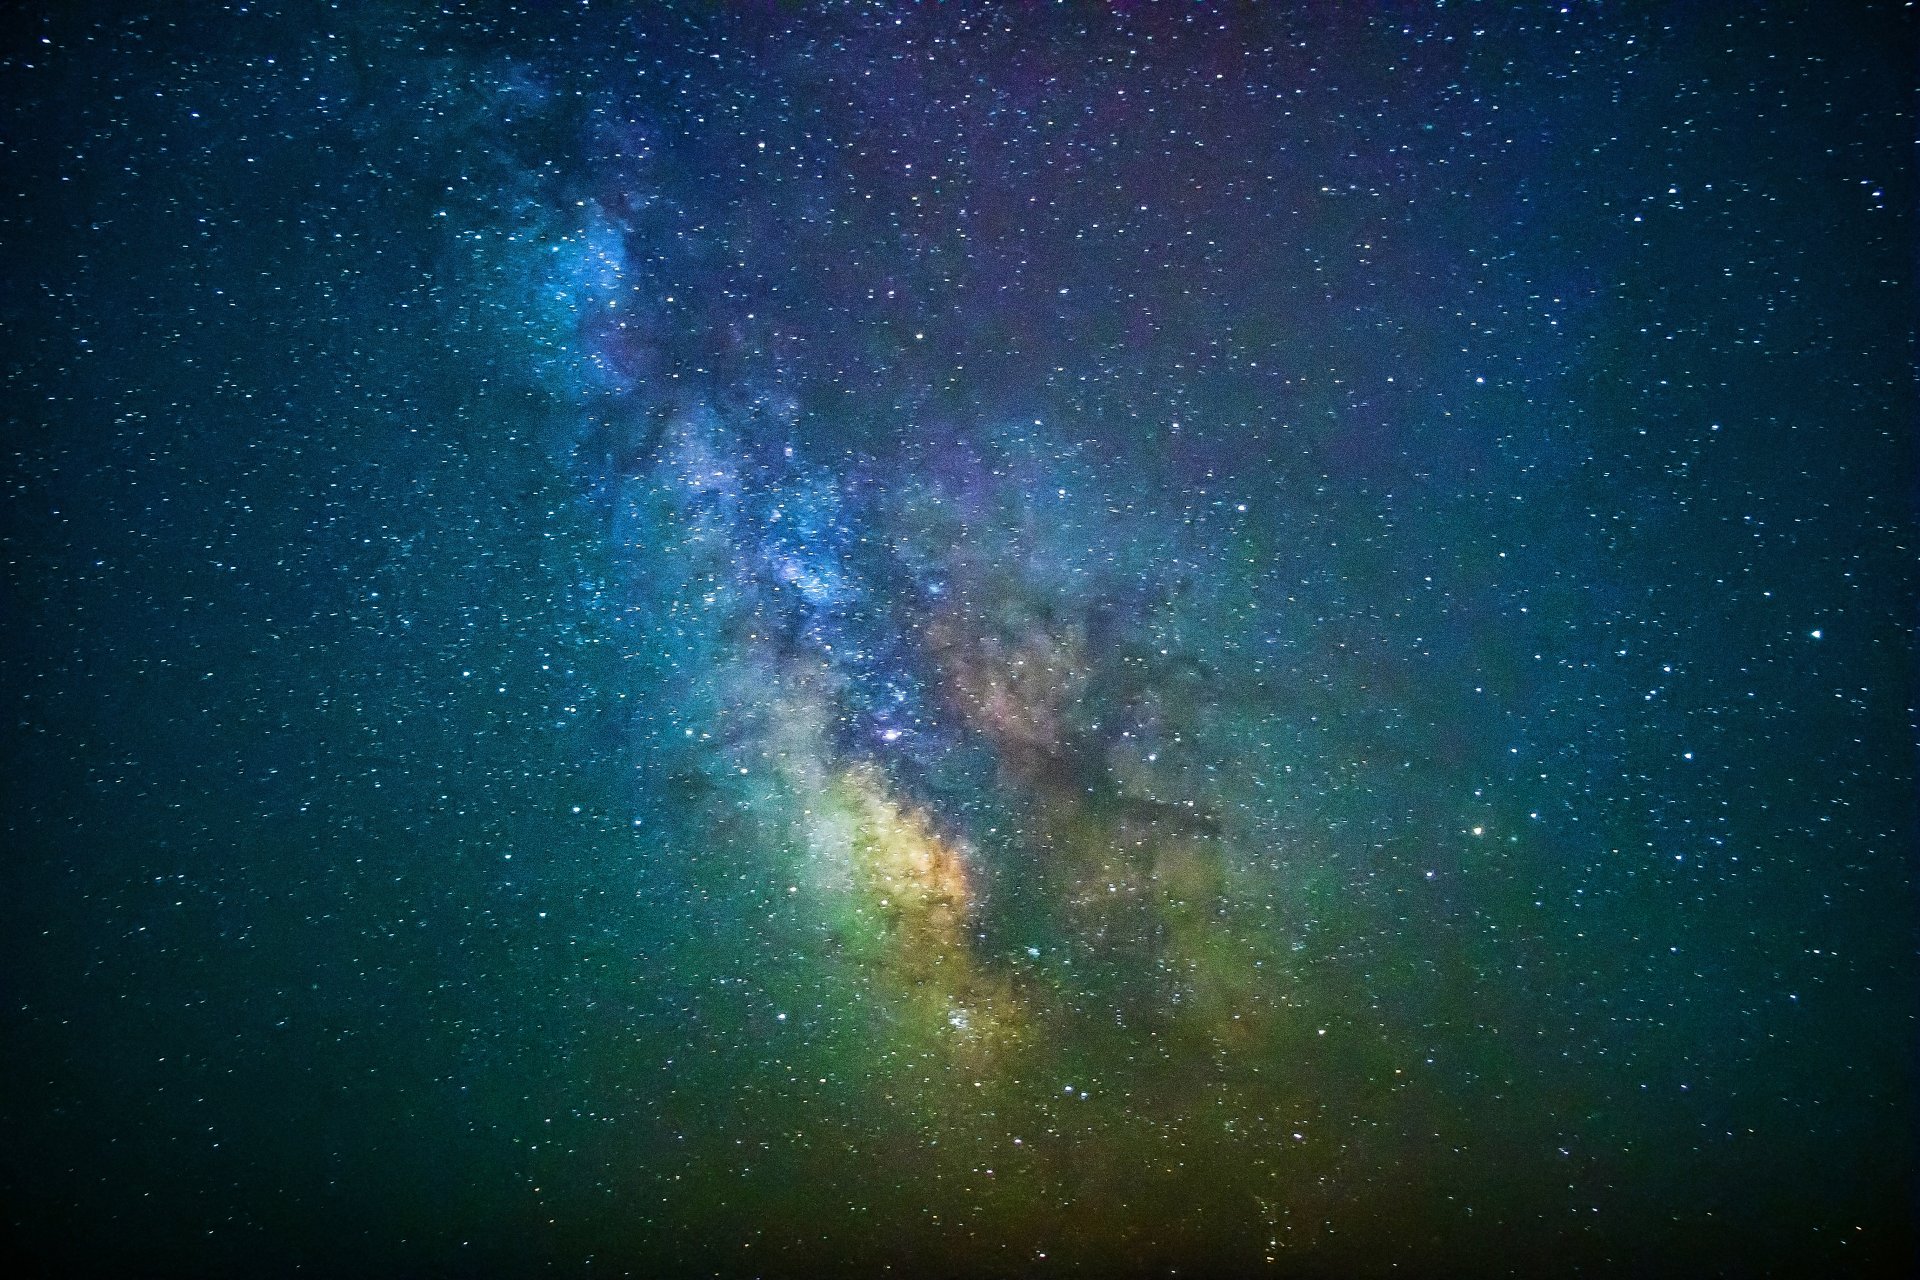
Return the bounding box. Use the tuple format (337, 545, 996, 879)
(3, 4, 1912, 1276)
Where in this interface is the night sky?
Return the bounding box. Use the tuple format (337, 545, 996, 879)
(2, 3, 1914, 1276)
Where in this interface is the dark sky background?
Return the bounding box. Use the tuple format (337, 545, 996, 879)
(2, 3, 1913, 1276)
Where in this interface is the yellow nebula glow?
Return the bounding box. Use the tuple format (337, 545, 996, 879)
(827, 763, 972, 958)
(763, 673, 1027, 1066)
(814, 764, 1025, 1065)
